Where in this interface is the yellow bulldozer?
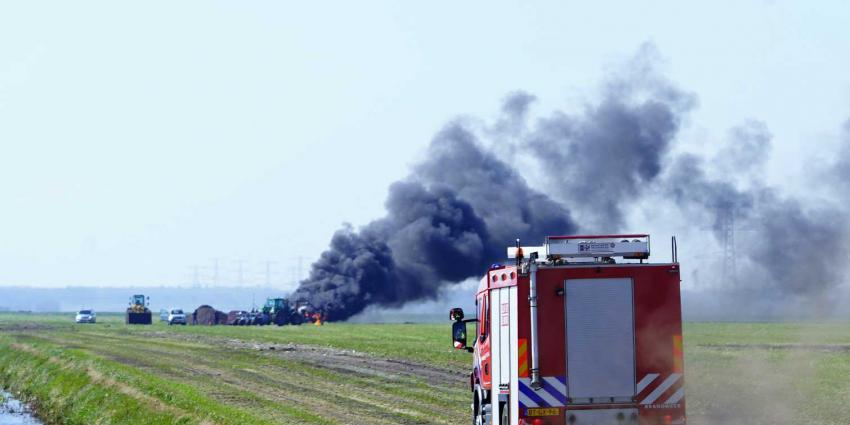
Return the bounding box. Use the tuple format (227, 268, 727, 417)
(125, 294, 152, 325)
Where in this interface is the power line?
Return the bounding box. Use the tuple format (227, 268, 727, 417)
(234, 259, 247, 287)
(210, 258, 222, 288)
(261, 260, 277, 287)
(189, 265, 201, 288)
(280, 256, 306, 289)
(719, 210, 738, 288)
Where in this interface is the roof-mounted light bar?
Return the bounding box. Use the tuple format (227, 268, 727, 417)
(507, 234, 650, 260)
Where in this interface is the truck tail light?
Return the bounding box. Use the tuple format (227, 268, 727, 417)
(662, 414, 673, 425)
(519, 419, 550, 425)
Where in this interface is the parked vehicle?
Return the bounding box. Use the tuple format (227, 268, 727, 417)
(227, 310, 251, 325)
(167, 308, 187, 325)
(255, 297, 306, 326)
(125, 294, 152, 325)
(75, 309, 96, 324)
(451, 234, 686, 425)
(244, 311, 262, 325)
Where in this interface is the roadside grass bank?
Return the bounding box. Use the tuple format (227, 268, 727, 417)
(0, 316, 469, 425)
(0, 334, 236, 425)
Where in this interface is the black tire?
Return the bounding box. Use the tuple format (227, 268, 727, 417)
(472, 392, 479, 425)
(474, 386, 490, 425)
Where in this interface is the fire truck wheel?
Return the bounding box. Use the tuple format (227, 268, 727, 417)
(472, 384, 492, 425)
(473, 406, 485, 425)
(472, 390, 483, 425)
(472, 390, 479, 425)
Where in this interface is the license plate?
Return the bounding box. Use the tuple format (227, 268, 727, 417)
(526, 408, 559, 416)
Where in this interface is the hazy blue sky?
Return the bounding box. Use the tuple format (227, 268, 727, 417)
(2, 1, 849, 288)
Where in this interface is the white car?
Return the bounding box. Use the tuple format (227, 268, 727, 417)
(75, 309, 96, 324)
(167, 309, 187, 325)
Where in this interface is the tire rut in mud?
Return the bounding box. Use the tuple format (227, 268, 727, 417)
(137, 331, 466, 388)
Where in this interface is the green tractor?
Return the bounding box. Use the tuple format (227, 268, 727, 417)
(258, 297, 303, 326)
(125, 294, 152, 325)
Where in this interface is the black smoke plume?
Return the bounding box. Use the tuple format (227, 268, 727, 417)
(295, 45, 850, 320)
(293, 124, 577, 320)
(513, 46, 696, 231)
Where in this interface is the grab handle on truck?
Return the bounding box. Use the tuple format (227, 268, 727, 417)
(672, 236, 678, 263)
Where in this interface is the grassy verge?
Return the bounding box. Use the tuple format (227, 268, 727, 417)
(0, 335, 198, 424)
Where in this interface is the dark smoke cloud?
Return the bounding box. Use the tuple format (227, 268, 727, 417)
(416, 124, 575, 254)
(514, 48, 695, 231)
(384, 181, 489, 284)
(712, 120, 772, 181)
(501, 91, 537, 119)
(295, 47, 694, 320)
(293, 181, 490, 319)
(295, 225, 397, 319)
(294, 44, 850, 320)
(743, 193, 847, 295)
(294, 123, 577, 320)
(663, 121, 849, 302)
(665, 153, 755, 235)
(492, 91, 537, 137)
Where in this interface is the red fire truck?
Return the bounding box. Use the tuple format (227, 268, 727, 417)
(451, 235, 685, 425)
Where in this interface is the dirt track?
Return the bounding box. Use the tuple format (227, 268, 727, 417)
(699, 343, 850, 352)
(138, 331, 464, 388)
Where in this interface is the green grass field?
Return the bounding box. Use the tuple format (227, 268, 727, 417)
(1, 313, 850, 424)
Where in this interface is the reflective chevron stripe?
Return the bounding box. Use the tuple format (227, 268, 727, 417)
(518, 376, 567, 409)
(664, 387, 685, 404)
(640, 373, 682, 405)
(516, 372, 681, 409)
(636, 373, 660, 395)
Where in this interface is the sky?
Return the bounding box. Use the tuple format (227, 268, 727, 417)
(1, 1, 849, 288)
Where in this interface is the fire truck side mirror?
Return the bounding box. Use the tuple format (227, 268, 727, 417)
(452, 321, 468, 351)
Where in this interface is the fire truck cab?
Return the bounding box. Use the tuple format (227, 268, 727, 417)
(451, 235, 685, 425)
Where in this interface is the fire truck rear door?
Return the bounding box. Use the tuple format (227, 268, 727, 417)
(564, 278, 635, 403)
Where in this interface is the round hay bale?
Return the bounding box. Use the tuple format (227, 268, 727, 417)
(192, 305, 224, 325)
